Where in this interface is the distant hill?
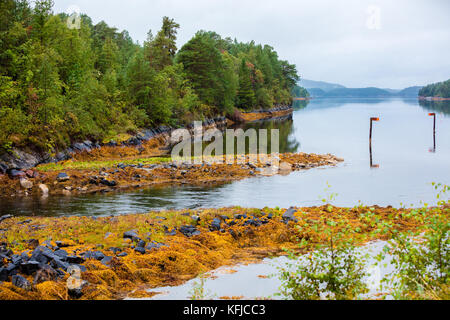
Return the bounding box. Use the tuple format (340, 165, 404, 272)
(297, 79, 422, 98)
(299, 79, 346, 92)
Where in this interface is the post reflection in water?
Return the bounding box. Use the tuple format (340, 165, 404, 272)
(369, 117, 380, 168)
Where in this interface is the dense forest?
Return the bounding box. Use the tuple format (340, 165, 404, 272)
(291, 85, 310, 98)
(0, 0, 299, 154)
(419, 79, 450, 98)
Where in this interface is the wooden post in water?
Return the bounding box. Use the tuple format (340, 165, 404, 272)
(429, 113, 436, 152)
(369, 117, 379, 168)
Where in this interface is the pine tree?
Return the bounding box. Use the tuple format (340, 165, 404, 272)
(237, 59, 255, 110)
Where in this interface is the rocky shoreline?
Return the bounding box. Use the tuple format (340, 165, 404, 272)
(0, 204, 443, 300)
(0, 153, 343, 198)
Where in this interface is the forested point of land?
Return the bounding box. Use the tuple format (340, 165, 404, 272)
(419, 79, 450, 98)
(0, 0, 299, 154)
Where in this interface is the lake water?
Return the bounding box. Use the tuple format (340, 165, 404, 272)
(132, 240, 394, 300)
(1, 98, 449, 216)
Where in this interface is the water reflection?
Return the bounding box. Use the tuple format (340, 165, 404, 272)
(3, 98, 450, 217)
(230, 118, 300, 154)
(418, 100, 450, 117)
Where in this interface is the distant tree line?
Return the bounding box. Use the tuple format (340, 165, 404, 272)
(291, 85, 310, 98)
(419, 79, 450, 98)
(0, 0, 299, 153)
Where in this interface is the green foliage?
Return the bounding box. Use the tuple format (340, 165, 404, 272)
(377, 183, 450, 300)
(419, 79, 450, 98)
(0, 0, 299, 154)
(277, 220, 369, 300)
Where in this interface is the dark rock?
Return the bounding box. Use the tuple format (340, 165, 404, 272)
(134, 247, 146, 254)
(137, 240, 146, 248)
(123, 230, 139, 240)
(19, 260, 41, 275)
(8, 169, 26, 179)
(100, 256, 113, 266)
(17, 219, 32, 225)
(117, 252, 128, 257)
(34, 264, 58, 284)
(181, 212, 190, 216)
(179, 225, 200, 237)
(50, 258, 69, 271)
(210, 218, 221, 231)
(164, 226, 177, 236)
(108, 247, 121, 254)
(282, 207, 298, 223)
(0, 267, 8, 281)
(55, 241, 71, 248)
(6, 263, 18, 276)
(100, 178, 117, 187)
(12, 275, 31, 290)
(91, 251, 105, 261)
(234, 214, 247, 220)
(66, 255, 85, 264)
(0, 214, 13, 224)
(191, 215, 201, 224)
(54, 249, 68, 260)
(56, 172, 70, 182)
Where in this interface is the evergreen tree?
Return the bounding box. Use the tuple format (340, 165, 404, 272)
(237, 59, 255, 110)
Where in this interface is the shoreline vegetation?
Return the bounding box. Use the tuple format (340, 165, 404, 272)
(0, 203, 448, 300)
(0, 0, 299, 170)
(0, 152, 343, 197)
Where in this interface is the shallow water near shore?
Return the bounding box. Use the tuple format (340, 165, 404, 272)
(133, 240, 393, 300)
(1, 98, 450, 216)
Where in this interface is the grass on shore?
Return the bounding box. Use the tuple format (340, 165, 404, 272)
(36, 157, 172, 172)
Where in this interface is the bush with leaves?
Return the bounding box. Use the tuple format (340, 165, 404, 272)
(277, 219, 369, 300)
(377, 183, 449, 300)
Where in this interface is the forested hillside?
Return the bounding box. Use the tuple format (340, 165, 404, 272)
(0, 0, 299, 154)
(419, 79, 450, 98)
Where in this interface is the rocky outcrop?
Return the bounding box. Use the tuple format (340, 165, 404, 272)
(230, 106, 293, 123)
(0, 117, 228, 172)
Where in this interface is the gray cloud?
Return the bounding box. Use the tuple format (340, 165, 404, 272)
(53, 0, 450, 89)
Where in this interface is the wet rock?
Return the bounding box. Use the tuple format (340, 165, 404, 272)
(56, 172, 70, 182)
(234, 214, 247, 220)
(12, 275, 31, 291)
(179, 225, 200, 237)
(123, 230, 139, 240)
(282, 207, 298, 223)
(19, 178, 33, 189)
(117, 252, 128, 257)
(17, 219, 32, 225)
(134, 247, 146, 254)
(100, 256, 113, 266)
(91, 251, 105, 261)
(210, 218, 221, 231)
(34, 264, 59, 284)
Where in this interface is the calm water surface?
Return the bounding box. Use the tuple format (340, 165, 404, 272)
(1, 98, 449, 216)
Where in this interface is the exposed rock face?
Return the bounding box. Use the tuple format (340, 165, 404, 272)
(19, 178, 33, 189)
(0, 118, 227, 172)
(38, 184, 49, 195)
(56, 172, 70, 182)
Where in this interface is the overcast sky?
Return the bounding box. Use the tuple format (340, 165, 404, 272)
(53, 0, 450, 89)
